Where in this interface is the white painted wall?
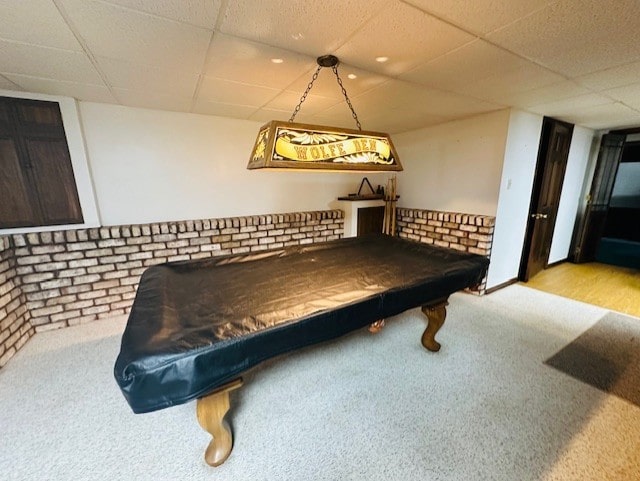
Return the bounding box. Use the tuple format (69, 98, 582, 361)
(393, 110, 510, 216)
(486, 110, 543, 289)
(0, 90, 100, 234)
(548, 125, 597, 263)
(0, 93, 597, 290)
(79, 102, 390, 226)
(392, 109, 547, 290)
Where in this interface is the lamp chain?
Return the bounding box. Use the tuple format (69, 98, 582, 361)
(289, 65, 321, 123)
(289, 61, 362, 131)
(332, 65, 361, 131)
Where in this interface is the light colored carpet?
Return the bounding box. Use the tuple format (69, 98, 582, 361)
(1, 285, 639, 481)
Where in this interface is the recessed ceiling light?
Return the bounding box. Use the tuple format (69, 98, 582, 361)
(347, 74, 357, 80)
(375, 56, 389, 63)
(271, 58, 284, 64)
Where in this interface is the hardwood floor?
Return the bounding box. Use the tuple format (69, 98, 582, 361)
(523, 261, 640, 318)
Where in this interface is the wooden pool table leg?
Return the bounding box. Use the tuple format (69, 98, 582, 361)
(196, 378, 243, 467)
(368, 319, 386, 333)
(420, 298, 449, 352)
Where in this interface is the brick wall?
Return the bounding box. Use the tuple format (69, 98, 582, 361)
(0, 236, 34, 368)
(1, 206, 495, 367)
(396, 208, 495, 293)
(0, 210, 343, 366)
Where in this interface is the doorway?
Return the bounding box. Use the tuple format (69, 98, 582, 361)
(571, 133, 625, 263)
(519, 117, 574, 282)
(572, 130, 640, 269)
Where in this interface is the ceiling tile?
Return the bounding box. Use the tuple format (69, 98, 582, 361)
(349, 80, 417, 112)
(204, 34, 315, 89)
(294, 94, 367, 127)
(0, 40, 103, 84)
(527, 93, 614, 117)
(404, 0, 555, 34)
(354, 79, 502, 118)
(192, 100, 257, 119)
(602, 84, 640, 110)
(400, 40, 527, 90)
(277, 63, 389, 101)
(96, 56, 199, 96)
(575, 61, 640, 92)
(102, 0, 222, 28)
(218, 0, 388, 57)
(4, 74, 116, 103)
(0, 0, 81, 50)
(557, 103, 640, 130)
(413, 90, 504, 118)
(0, 75, 22, 91)
(487, 0, 640, 77)
(500, 80, 590, 108)
(360, 109, 450, 134)
(248, 108, 292, 124)
(1, 0, 639, 132)
(455, 63, 565, 102)
(59, 0, 212, 73)
(262, 91, 341, 116)
(303, 111, 362, 132)
(198, 77, 280, 107)
(334, 2, 475, 76)
(112, 88, 193, 112)
(314, 99, 376, 127)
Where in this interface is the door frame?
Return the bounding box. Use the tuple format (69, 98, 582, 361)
(518, 117, 574, 281)
(570, 133, 626, 263)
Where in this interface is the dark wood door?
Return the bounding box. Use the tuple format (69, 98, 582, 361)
(357, 206, 384, 236)
(0, 96, 83, 228)
(572, 134, 625, 262)
(0, 99, 37, 226)
(520, 118, 574, 281)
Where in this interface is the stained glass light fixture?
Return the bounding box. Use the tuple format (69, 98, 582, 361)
(248, 55, 402, 172)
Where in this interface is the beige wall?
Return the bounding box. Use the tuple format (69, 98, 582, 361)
(487, 110, 543, 288)
(79, 102, 390, 226)
(393, 109, 511, 217)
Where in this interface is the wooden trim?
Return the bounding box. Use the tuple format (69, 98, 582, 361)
(485, 278, 518, 294)
(609, 127, 640, 135)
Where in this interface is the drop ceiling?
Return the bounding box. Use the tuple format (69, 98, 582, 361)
(1, 0, 640, 133)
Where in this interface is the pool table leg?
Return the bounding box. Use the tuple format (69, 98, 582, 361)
(196, 378, 243, 467)
(420, 298, 449, 352)
(368, 319, 386, 333)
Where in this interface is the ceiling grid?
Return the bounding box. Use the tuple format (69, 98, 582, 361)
(0, 0, 638, 132)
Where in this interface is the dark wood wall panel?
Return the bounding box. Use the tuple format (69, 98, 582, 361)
(26, 139, 83, 225)
(0, 138, 36, 227)
(357, 206, 384, 236)
(0, 96, 83, 229)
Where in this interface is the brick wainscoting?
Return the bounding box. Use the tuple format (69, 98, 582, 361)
(396, 208, 495, 293)
(0, 237, 34, 367)
(0, 210, 343, 367)
(0, 207, 495, 367)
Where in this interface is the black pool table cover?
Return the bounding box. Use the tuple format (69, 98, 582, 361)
(114, 234, 489, 413)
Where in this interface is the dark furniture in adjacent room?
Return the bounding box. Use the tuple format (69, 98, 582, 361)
(114, 235, 489, 467)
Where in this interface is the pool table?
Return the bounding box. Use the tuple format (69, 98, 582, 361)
(114, 234, 489, 466)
